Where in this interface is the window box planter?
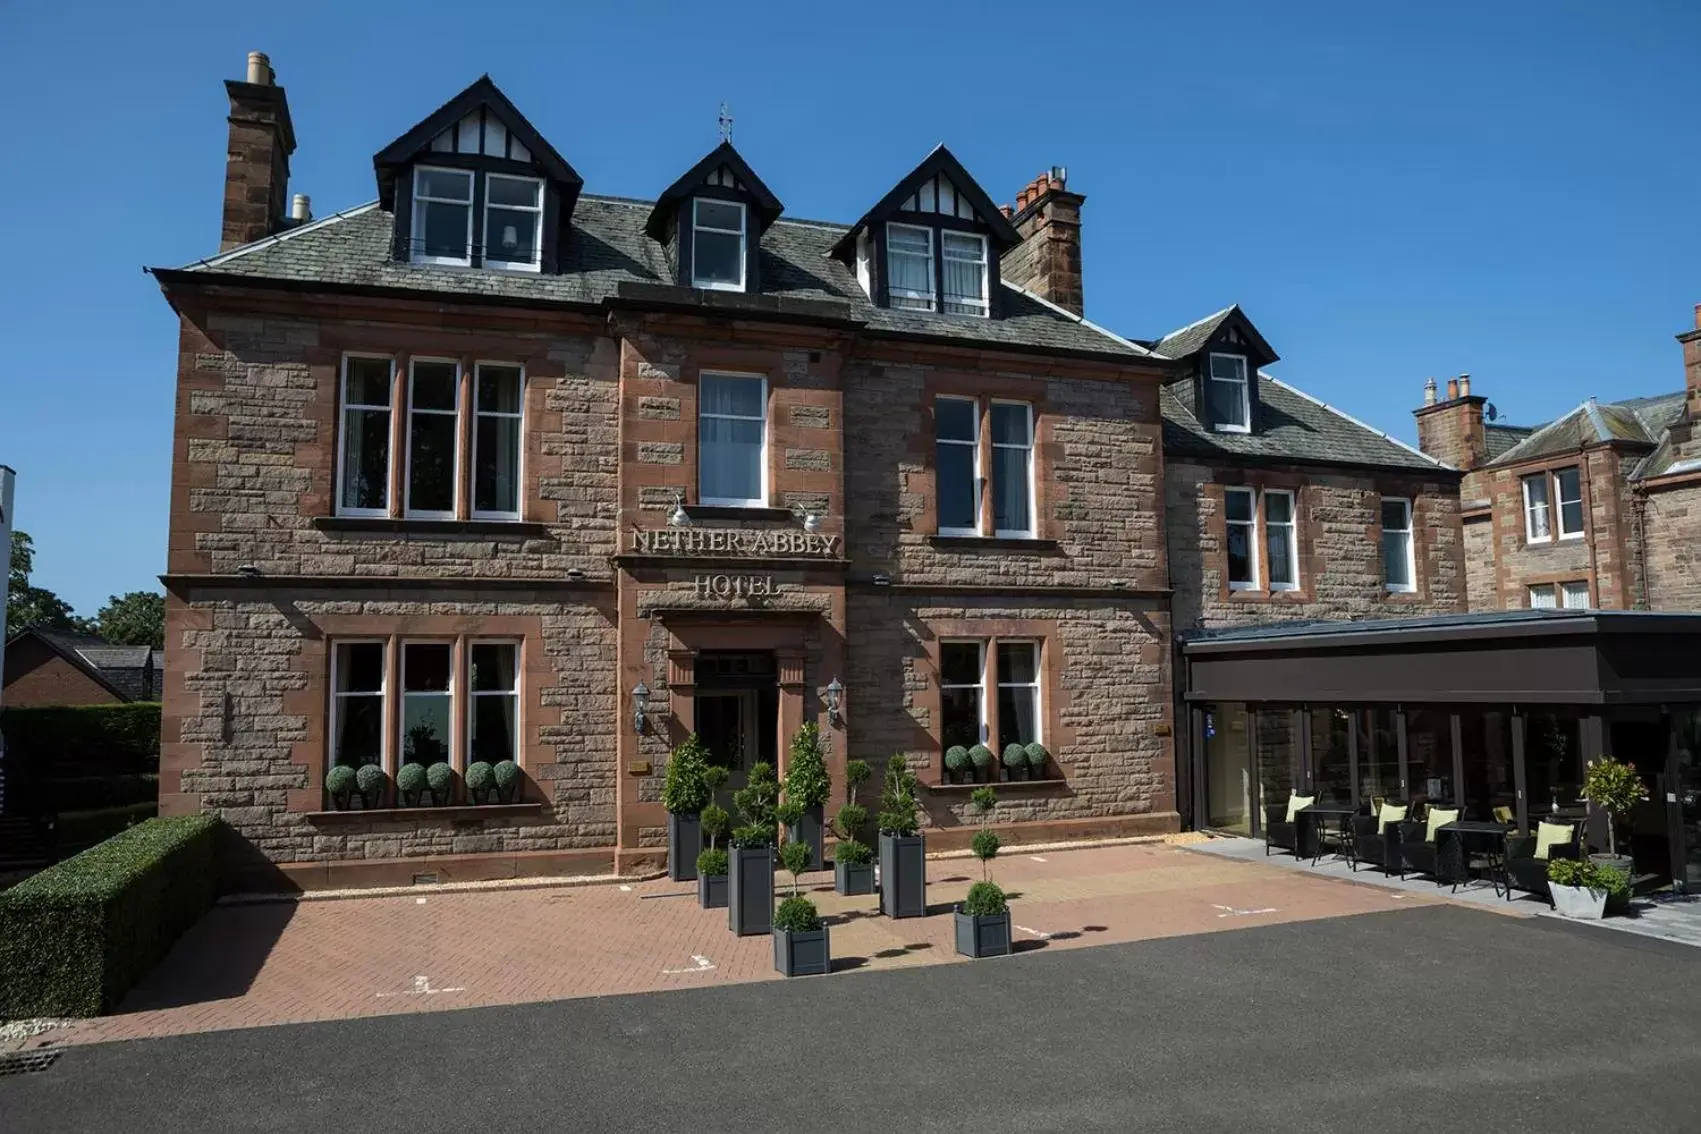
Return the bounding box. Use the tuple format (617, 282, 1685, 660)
(668, 811, 702, 883)
(727, 846, 775, 936)
(954, 907, 1013, 959)
(834, 858, 874, 896)
(1551, 883, 1608, 920)
(878, 832, 926, 919)
(773, 925, 831, 977)
(786, 805, 824, 872)
(698, 871, 728, 910)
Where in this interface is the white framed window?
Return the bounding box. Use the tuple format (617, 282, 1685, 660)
(405, 359, 461, 518)
(1381, 497, 1416, 593)
(935, 395, 980, 536)
(1555, 467, 1584, 539)
(1207, 353, 1251, 433)
(468, 641, 521, 767)
(484, 174, 543, 272)
(400, 641, 454, 774)
(887, 223, 936, 312)
(1528, 584, 1558, 610)
(473, 363, 524, 519)
(692, 199, 747, 291)
(411, 166, 474, 266)
(995, 641, 1042, 750)
(337, 355, 395, 517)
(1264, 490, 1299, 591)
(991, 401, 1036, 538)
(939, 640, 987, 750)
(330, 641, 388, 775)
(1561, 580, 1590, 609)
(941, 231, 989, 317)
(698, 372, 767, 507)
(1522, 474, 1552, 543)
(1224, 486, 1259, 589)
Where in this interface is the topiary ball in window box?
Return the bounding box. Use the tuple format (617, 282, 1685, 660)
(466, 761, 495, 804)
(355, 763, 389, 809)
(426, 761, 455, 806)
(493, 760, 522, 803)
(968, 744, 994, 782)
(1024, 742, 1049, 780)
(944, 746, 971, 784)
(1002, 743, 1028, 781)
(396, 762, 428, 807)
(325, 765, 358, 810)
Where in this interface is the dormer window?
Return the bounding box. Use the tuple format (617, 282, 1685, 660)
(887, 224, 935, 311)
(691, 199, 746, 291)
(883, 223, 990, 319)
(412, 167, 475, 266)
(1208, 353, 1251, 433)
(942, 232, 989, 316)
(484, 174, 543, 271)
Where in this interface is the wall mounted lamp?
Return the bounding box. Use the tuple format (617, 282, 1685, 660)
(631, 682, 650, 734)
(825, 676, 844, 727)
(668, 492, 692, 528)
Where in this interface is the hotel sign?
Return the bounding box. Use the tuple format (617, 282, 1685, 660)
(694, 574, 776, 599)
(631, 528, 840, 558)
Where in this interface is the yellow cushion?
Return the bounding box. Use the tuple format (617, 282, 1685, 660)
(1285, 794, 1315, 824)
(1493, 806, 1514, 825)
(1535, 821, 1573, 861)
(1377, 803, 1408, 833)
(1425, 807, 1460, 843)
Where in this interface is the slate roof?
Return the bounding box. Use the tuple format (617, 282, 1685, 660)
(1151, 306, 1234, 362)
(1489, 390, 1687, 476)
(1484, 424, 1534, 460)
(170, 197, 1149, 360)
(1160, 372, 1449, 473)
(8, 628, 156, 702)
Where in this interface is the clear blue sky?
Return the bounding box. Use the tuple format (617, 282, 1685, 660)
(2, 1, 1697, 614)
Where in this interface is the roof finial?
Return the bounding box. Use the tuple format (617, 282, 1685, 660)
(718, 102, 733, 143)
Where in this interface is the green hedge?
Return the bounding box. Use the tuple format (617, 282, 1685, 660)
(50, 774, 159, 811)
(0, 702, 162, 777)
(56, 802, 159, 852)
(0, 814, 222, 1018)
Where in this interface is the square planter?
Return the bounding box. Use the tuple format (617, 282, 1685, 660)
(954, 907, 1013, 958)
(773, 925, 832, 977)
(878, 832, 927, 919)
(786, 805, 825, 871)
(835, 858, 875, 896)
(1551, 883, 1608, 920)
(727, 845, 775, 936)
(667, 811, 702, 883)
(698, 872, 728, 910)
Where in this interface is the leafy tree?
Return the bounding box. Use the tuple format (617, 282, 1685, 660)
(6, 531, 84, 634)
(91, 591, 165, 648)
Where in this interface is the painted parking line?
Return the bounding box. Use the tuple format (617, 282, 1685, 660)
(661, 955, 715, 975)
(1015, 925, 1052, 940)
(1212, 904, 1278, 919)
(1029, 856, 1049, 863)
(377, 975, 466, 999)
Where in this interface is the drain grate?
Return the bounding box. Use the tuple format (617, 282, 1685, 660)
(0, 1049, 61, 1076)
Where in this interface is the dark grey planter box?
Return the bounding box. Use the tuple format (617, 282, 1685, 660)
(698, 872, 727, 909)
(728, 845, 775, 936)
(773, 926, 831, 977)
(954, 908, 1012, 958)
(786, 805, 825, 871)
(667, 811, 702, 883)
(878, 832, 926, 919)
(835, 858, 874, 896)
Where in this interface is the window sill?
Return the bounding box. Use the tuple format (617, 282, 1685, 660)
(682, 505, 796, 523)
(928, 536, 1060, 553)
(304, 803, 544, 823)
(314, 516, 551, 537)
(926, 779, 1066, 793)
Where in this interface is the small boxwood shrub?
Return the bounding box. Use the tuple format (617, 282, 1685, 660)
(1025, 742, 1049, 774)
(355, 764, 388, 806)
(774, 894, 822, 932)
(962, 880, 1007, 917)
(0, 814, 223, 1018)
(1002, 743, 1027, 770)
(325, 765, 357, 800)
(944, 746, 970, 775)
(696, 847, 730, 877)
(396, 762, 428, 796)
(466, 761, 495, 793)
(968, 744, 993, 770)
(426, 761, 454, 801)
(493, 760, 521, 795)
(836, 838, 873, 866)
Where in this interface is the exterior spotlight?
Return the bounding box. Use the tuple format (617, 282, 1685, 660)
(631, 682, 649, 734)
(668, 493, 692, 528)
(825, 677, 844, 727)
(236, 564, 261, 577)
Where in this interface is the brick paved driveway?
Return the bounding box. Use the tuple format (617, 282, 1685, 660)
(29, 840, 1457, 1047)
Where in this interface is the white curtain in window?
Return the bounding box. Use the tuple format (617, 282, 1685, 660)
(699, 375, 765, 504)
(941, 232, 986, 315)
(1528, 585, 1558, 610)
(888, 225, 934, 309)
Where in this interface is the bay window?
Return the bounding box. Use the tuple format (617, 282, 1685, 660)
(1208, 353, 1250, 433)
(941, 231, 989, 317)
(1225, 487, 1258, 589)
(935, 396, 980, 536)
(1264, 490, 1298, 591)
(406, 360, 460, 517)
(484, 174, 543, 271)
(698, 372, 767, 507)
(1381, 497, 1416, 593)
(692, 199, 746, 291)
(338, 356, 395, 516)
(887, 223, 935, 311)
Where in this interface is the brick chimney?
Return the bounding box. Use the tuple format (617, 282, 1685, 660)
(1670, 303, 1701, 452)
(220, 51, 296, 252)
(1001, 168, 1085, 316)
(1413, 374, 1488, 470)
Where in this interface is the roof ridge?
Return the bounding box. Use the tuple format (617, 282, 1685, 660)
(183, 202, 381, 271)
(1155, 304, 1235, 344)
(1262, 372, 1451, 469)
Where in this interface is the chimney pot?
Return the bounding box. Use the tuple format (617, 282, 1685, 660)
(999, 204, 1013, 218)
(1049, 165, 1067, 187)
(1446, 378, 1460, 400)
(291, 194, 311, 223)
(1693, 302, 1700, 330)
(246, 51, 272, 85)
(1423, 377, 1438, 406)
(1458, 373, 1472, 397)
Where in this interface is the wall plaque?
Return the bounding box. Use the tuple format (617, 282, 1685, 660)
(632, 528, 840, 558)
(694, 574, 776, 599)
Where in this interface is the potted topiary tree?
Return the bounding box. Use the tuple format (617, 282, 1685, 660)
(326, 765, 358, 810)
(1580, 755, 1647, 878)
(466, 761, 495, 804)
(783, 722, 832, 869)
(356, 763, 389, 809)
(1002, 743, 1028, 782)
(663, 734, 714, 882)
(426, 761, 454, 806)
(1025, 742, 1049, 781)
(832, 803, 873, 896)
(728, 761, 780, 936)
(493, 759, 522, 803)
(1548, 858, 1629, 920)
(397, 762, 428, 807)
(968, 743, 994, 783)
(878, 754, 926, 919)
(773, 839, 831, 977)
(956, 786, 1012, 957)
(944, 746, 971, 785)
(697, 798, 731, 909)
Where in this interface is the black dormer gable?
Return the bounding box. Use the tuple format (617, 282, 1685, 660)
(1154, 305, 1280, 434)
(374, 76, 583, 273)
(830, 145, 1021, 318)
(644, 142, 783, 294)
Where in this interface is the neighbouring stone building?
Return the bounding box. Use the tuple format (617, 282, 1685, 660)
(154, 53, 1189, 890)
(1415, 308, 1701, 613)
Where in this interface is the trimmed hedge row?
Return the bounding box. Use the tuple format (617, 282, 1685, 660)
(0, 814, 222, 1018)
(0, 702, 162, 777)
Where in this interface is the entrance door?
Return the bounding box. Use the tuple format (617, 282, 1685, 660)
(1610, 716, 1670, 882)
(697, 690, 758, 788)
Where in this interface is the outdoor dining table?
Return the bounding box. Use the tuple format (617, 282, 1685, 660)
(1296, 802, 1359, 862)
(1436, 820, 1515, 894)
